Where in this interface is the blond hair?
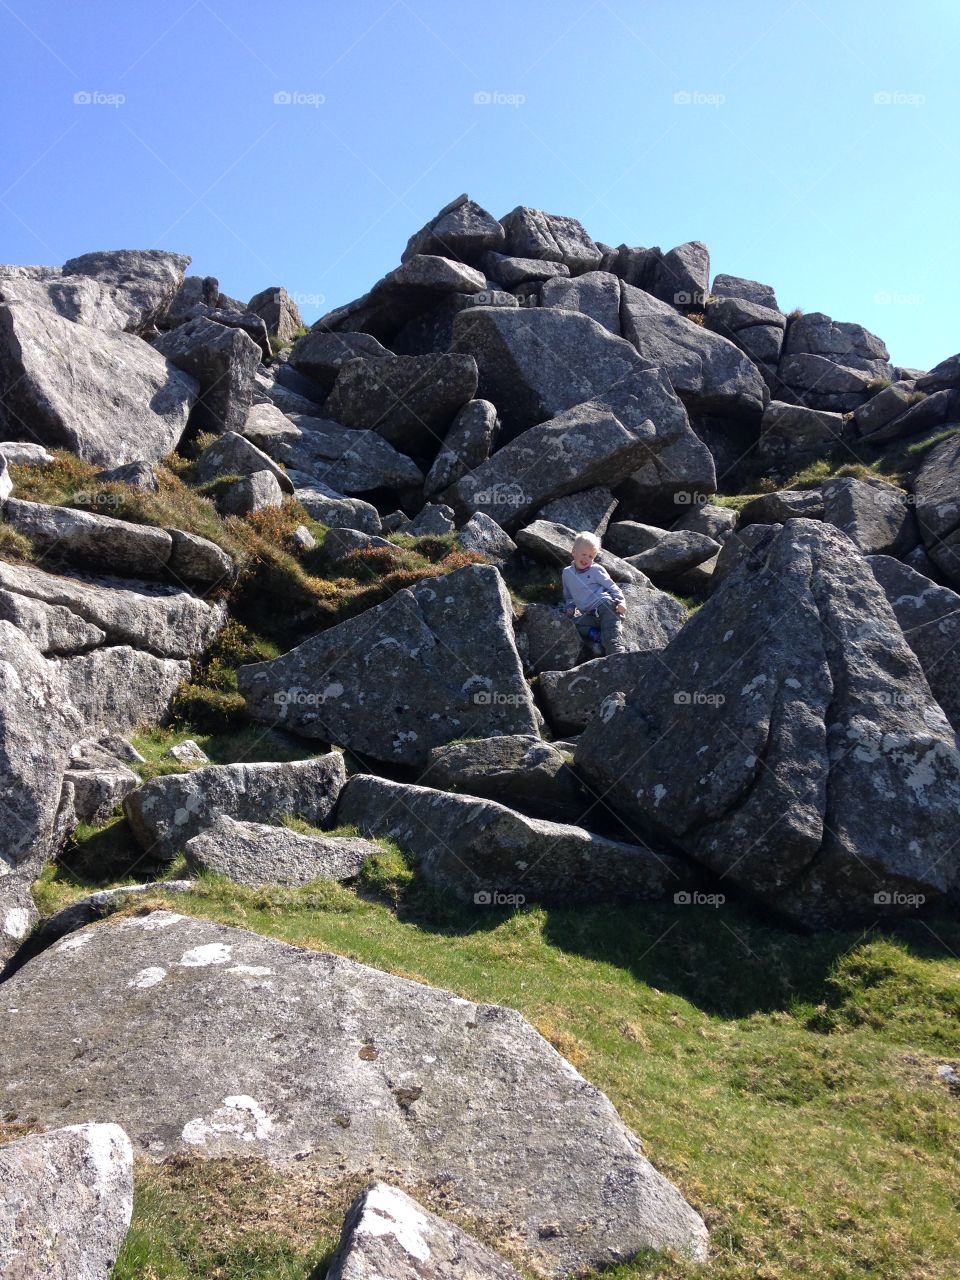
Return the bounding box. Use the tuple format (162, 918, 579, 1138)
(572, 531, 600, 554)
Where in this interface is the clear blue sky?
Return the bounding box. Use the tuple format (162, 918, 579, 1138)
(2, 0, 958, 371)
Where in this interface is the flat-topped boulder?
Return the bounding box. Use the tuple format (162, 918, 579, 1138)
(124, 753, 347, 864)
(0, 911, 709, 1274)
(184, 814, 379, 887)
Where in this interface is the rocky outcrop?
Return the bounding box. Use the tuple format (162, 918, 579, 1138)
(326, 1182, 523, 1280)
(575, 520, 960, 926)
(184, 814, 378, 887)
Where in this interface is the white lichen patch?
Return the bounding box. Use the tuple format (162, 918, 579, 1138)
(356, 1184, 433, 1262)
(3, 907, 30, 940)
(181, 1095, 274, 1146)
(178, 942, 232, 967)
(228, 965, 273, 977)
(55, 932, 95, 954)
(128, 966, 166, 989)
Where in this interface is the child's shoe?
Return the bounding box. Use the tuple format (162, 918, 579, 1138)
(587, 626, 602, 643)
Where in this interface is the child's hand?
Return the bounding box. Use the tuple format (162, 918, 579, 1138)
(615, 603, 627, 616)
(565, 607, 576, 618)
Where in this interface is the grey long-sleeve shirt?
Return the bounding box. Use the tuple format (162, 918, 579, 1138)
(561, 561, 625, 614)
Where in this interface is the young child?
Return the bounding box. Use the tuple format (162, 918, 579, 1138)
(561, 531, 627, 656)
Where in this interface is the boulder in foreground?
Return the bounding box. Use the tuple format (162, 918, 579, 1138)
(0, 911, 709, 1274)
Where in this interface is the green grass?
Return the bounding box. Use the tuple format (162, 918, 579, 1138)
(23, 827, 960, 1280)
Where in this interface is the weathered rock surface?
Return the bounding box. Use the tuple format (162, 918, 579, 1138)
(317, 256, 487, 341)
(337, 774, 692, 905)
(247, 286, 302, 343)
(821, 477, 918, 557)
(184, 814, 377, 887)
(288, 329, 394, 391)
(914, 432, 960, 588)
(536, 487, 618, 538)
(238, 565, 538, 767)
(738, 489, 824, 525)
(326, 1182, 524, 1280)
(324, 354, 478, 456)
(124, 754, 347, 863)
(195, 429, 294, 494)
(516, 604, 584, 675)
(217, 469, 284, 516)
(0, 1123, 134, 1279)
(868, 554, 960, 732)
(575, 520, 960, 926)
(0, 560, 225, 659)
(61, 248, 191, 332)
(423, 399, 498, 498)
(447, 388, 668, 532)
(539, 651, 661, 735)
(402, 193, 506, 263)
(290, 479, 382, 533)
(59, 646, 190, 737)
(419, 735, 591, 824)
(0, 301, 197, 465)
(499, 206, 602, 275)
(0, 621, 83, 877)
(757, 400, 846, 466)
(449, 306, 664, 439)
(153, 315, 261, 436)
(455, 511, 517, 565)
(0, 911, 708, 1273)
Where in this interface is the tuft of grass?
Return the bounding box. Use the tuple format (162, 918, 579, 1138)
(0, 525, 34, 562)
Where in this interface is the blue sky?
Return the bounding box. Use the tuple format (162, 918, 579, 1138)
(1, 0, 958, 371)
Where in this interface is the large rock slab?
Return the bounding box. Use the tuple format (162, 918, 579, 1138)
(244, 407, 423, 494)
(3, 498, 173, 577)
(184, 814, 377, 887)
(195, 429, 294, 494)
(868, 554, 960, 732)
(326, 1182, 523, 1280)
(153, 315, 261, 436)
(0, 911, 708, 1273)
(337, 774, 692, 905)
(1, 874, 38, 973)
(124, 753, 346, 863)
(0, 560, 225, 659)
(59, 646, 190, 737)
(0, 621, 83, 877)
(0, 301, 197, 466)
(419, 735, 590, 824)
(423, 399, 498, 498)
(288, 329, 394, 391)
(575, 520, 960, 926)
(447, 387, 671, 532)
(61, 248, 191, 332)
(914, 431, 960, 588)
(0, 1123, 134, 1279)
(449, 306, 664, 440)
(316, 256, 487, 342)
(238, 564, 539, 767)
(324, 354, 478, 456)
(498, 206, 602, 275)
(575, 278, 769, 420)
(821, 476, 918, 557)
(539, 651, 660, 735)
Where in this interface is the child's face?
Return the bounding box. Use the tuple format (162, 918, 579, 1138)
(572, 545, 596, 571)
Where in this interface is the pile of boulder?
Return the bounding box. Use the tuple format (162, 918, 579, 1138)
(2, 192, 959, 1275)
